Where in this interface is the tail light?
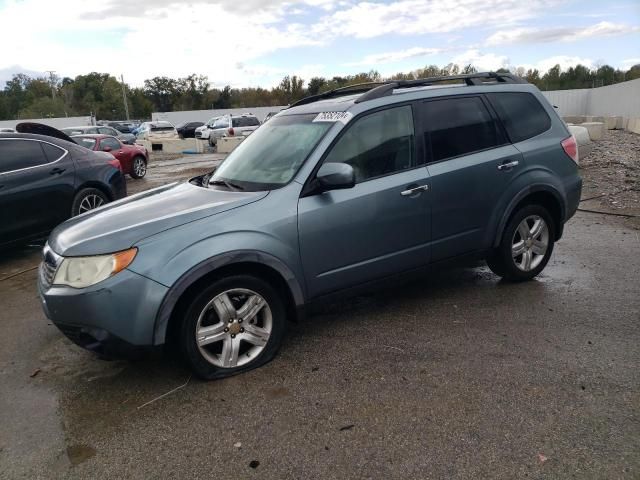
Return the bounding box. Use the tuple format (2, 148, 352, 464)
(108, 158, 123, 172)
(561, 136, 579, 165)
(227, 127, 235, 136)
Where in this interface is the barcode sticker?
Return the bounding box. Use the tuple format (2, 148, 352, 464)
(312, 112, 353, 124)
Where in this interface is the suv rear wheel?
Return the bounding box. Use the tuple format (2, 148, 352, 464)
(180, 275, 286, 380)
(487, 204, 555, 282)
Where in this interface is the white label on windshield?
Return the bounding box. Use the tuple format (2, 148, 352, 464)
(312, 111, 353, 124)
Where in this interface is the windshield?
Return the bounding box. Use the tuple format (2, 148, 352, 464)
(73, 137, 96, 149)
(209, 113, 332, 191)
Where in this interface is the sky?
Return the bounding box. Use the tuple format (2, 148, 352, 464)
(0, 0, 638, 89)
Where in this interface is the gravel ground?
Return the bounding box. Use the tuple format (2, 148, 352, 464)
(579, 129, 640, 229)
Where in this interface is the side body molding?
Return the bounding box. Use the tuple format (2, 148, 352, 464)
(152, 250, 306, 345)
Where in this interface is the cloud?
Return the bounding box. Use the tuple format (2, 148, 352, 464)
(450, 50, 511, 71)
(346, 47, 442, 66)
(313, 0, 564, 39)
(0, 0, 322, 86)
(486, 21, 640, 46)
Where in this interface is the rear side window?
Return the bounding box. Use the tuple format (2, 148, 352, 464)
(421, 96, 504, 163)
(100, 137, 121, 151)
(41, 142, 65, 162)
(487, 92, 551, 143)
(0, 140, 51, 173)
(323, 105, 415, 183)
(232, 117, 260, 127)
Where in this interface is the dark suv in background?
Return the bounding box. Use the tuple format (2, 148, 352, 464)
(39, 72, 581, 380)
(0, 125, 126, 247)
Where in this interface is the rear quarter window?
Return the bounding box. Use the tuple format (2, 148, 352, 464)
(487, 92, 551, 143)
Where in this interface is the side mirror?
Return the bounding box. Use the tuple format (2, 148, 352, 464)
(316, 163, 355, 192)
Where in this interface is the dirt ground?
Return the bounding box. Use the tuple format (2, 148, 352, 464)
(579, 129, 640, 229)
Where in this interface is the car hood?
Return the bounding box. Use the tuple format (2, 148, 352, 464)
(48, 182, 268, 256)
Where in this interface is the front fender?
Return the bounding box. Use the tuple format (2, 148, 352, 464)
(149, 248, 305, 345)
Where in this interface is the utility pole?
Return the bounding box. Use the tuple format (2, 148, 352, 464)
(120, 74, 130, 121)
(45, 70, 56, 99)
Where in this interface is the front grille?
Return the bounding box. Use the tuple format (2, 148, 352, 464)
(195, 131, 202, 138)
(40, 244, 61, 287)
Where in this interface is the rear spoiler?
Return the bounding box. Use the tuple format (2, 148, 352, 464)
(15, 122, 78, 144)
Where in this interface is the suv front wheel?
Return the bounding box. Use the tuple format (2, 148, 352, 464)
(180, 275, 286, 379)
(487, 204, 555, 282)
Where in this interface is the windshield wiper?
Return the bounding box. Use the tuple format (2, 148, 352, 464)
(209, 179, 244, 191)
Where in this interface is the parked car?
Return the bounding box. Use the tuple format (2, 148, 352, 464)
(72, 134, 149, 179)
(136, 121, 179, 140)
(62, 125, 136, 145)
(38, 72, 581, 380)
(176, 121, 205, 139)
(108, 122, 134, 134)
(0, 127, 16, 133)
(208, 113, 260, 147)
(0, 123, 126, 247)
(194, 116, 219, 140)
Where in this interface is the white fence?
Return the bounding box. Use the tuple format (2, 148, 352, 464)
(0, 115, 94, 130)
(152, 106, 288, 125)
(542, 78, 640, 118)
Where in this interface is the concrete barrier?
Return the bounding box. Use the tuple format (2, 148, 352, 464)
(581, 122, 606, 141)
(135, 138, 205, 153)
(562, 115, 585, 124)
(585, 115, 605, 123)
(602, 117, 617, 130)
(627, 118, 640, 134)
(568, 125, 592, 161)
(217, 136, 245, 153)
(613, 116, 624, 129)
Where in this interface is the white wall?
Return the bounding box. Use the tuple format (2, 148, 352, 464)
(0, 116, 94, 130)
(542, 78, 640, 118)
(152, 106, 288, 125)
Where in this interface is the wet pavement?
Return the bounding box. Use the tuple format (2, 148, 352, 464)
(0, 156, 639, 479)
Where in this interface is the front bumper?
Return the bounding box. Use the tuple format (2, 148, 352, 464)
(38, 261, 169, 355)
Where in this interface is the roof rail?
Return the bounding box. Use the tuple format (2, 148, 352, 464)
(289, 81, 387, 108)
(289, 72, 526, 108)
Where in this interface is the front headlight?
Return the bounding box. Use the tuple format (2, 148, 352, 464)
(53, 248, 137, 288)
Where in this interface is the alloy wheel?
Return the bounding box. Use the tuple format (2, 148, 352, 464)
(133, 157, 147, 177)
(195, 288, 272, 368)
(78, 194, 105, 214)
(511, 215, 549, 272)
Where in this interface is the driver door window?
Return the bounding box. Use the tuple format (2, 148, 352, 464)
(323, 106, 415, 183)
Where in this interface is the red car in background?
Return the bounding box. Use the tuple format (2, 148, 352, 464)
(72, 134, 149, 179)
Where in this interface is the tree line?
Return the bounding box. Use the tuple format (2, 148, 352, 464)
(1, 62, 638, 121)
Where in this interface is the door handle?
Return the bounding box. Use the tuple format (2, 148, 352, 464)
(49, 167, 66, 175)
(401, 184, 429, 196)
(497, 160, 519, 171)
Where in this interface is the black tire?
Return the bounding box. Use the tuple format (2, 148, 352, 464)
(486, 204, 555, 282)
(179, 275, 287, 380)
(71, 188, 109, 216)
(130, 156, 147, 179)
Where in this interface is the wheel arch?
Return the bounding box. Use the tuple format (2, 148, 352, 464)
(75, 181, 115, 201)
(492, 184, 565, 248)
(153, 251, 305, 346)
